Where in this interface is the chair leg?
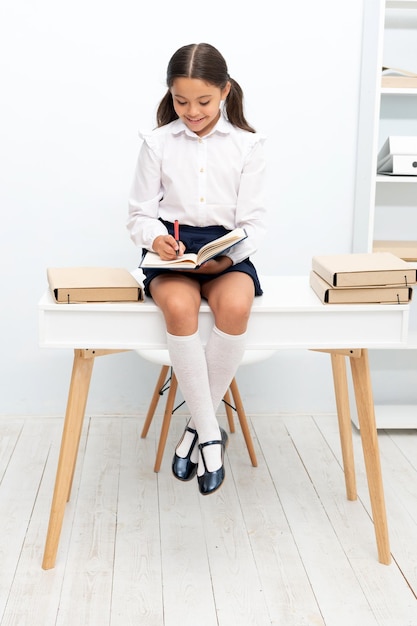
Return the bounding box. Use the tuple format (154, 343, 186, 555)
(222, 389, 236, 433)
(141, 365, 170, 438)
(154, 372, 178, 472)
(229, 377, 258, 467)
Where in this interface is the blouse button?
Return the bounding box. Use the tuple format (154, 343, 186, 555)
(200, 197, 204, 202)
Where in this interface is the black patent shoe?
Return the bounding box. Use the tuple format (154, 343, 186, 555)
(172, 426, 199, 481)
(197, 428, 229, 496)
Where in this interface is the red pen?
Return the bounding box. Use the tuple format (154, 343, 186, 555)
(174, 220, 180, 256)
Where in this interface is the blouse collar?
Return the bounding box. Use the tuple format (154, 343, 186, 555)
(171, 111, 231, 139)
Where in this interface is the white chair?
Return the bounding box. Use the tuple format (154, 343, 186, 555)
(137, 349, 275, 472)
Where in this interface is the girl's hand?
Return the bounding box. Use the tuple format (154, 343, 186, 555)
(193, 255, 233, 274)
(152, 235, 185, 259)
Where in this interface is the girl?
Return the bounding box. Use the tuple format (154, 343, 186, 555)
(127, 43, 266, 495)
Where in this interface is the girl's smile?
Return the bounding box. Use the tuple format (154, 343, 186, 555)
(171, 77, 230, 137)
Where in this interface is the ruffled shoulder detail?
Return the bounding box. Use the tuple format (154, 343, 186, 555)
(138, 120, 184, 155)
(231, 127, 266, 160)
(138, 128, 160, 154)
(249, 132, 267, 147)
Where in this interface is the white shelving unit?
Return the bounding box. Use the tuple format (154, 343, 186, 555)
(353, 0, 417, 427)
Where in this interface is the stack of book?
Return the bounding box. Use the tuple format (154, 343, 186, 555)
(309, 252, 416, 304)
(377, 136, 417, 176)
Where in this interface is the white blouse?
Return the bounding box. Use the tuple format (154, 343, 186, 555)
(127, 112, 267, 265)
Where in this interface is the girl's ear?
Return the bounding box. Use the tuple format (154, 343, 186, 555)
(221, 81, 231, 100)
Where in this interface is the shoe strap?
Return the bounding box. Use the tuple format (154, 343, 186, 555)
(198, 439, 223, 473)
(199, 439, 222, 450)
(185, 426, 197, 436)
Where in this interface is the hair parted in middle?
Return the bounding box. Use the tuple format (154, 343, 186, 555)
(156, 43, 255, 133)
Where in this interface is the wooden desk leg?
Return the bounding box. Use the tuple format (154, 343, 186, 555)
(329, 353, 357, 501)
(42, 349, 95, 570)
(350, 349, 391, 565)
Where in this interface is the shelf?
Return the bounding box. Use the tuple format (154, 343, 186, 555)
(381, 87, 417, 95)
(376, 174, 417, 182)
(386, 0, 417, 9)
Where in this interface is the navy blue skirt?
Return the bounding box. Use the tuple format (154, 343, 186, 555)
(141, 221, 263, 298)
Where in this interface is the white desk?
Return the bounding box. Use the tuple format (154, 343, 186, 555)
(38, 276, 410, 569)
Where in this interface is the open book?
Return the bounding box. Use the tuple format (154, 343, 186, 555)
(140, 227, 247, 269)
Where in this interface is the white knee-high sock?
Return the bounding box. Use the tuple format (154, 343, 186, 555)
(205, 326, 247, 412)
(166, 332, 220, 461)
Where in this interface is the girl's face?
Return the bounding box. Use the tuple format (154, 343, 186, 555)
(170, 77, 230, 137)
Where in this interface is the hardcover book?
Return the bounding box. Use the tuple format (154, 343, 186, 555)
(311, 252, 417, 288)
(309, 270, 413, 304)
(47, 267, 144, 303)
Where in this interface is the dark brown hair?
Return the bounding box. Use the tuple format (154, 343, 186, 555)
(156, 43, 255, 133)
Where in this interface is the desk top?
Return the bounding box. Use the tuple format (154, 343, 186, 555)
(38, 276, 410, 350)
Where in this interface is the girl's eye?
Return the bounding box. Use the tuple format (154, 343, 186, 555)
(176, 100, 210, 107)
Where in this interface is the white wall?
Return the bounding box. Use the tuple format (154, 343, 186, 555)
(2, 0, 407, 418)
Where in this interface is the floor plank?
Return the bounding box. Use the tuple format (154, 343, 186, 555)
(56, 418, 121, 626)
(111, 417, 163, 626)
(0, 419, 24, 485)
(314, 415, 417, 625)
(227, 423, 326, 626)
(0, 419, 62, 622)
(256, 416, 379, 626)
(157, 417, 219, 626)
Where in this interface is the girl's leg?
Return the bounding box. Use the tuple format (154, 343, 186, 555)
(165, 332, 221, 459)
(202, 272, 255, 410)
(205, 325, 247, 410)
(190, 272, 254, 482)
(150, 275, 222, 471)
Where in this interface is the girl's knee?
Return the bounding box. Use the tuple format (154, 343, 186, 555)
(214, 300, 252, 333)
(166, 295, 198, 318)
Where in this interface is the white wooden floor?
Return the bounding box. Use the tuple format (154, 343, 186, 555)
(1, 411, 417, 626)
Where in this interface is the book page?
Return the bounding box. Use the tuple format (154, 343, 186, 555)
(196, 227, 247, 264)
(141, 252, 199, 268)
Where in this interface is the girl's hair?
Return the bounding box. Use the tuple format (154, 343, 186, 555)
(156, 43, 256, 133)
